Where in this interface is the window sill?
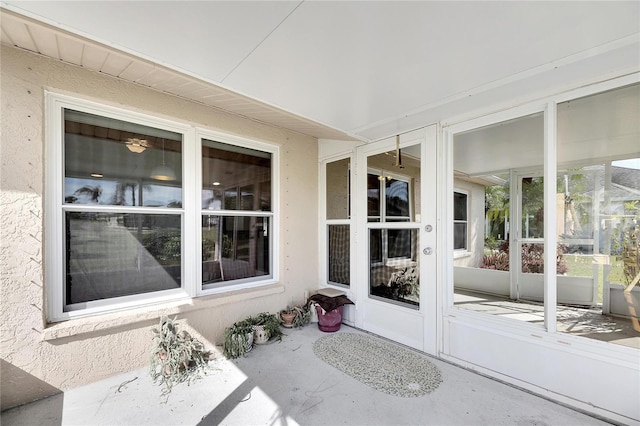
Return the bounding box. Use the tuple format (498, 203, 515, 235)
(43, 284, 284, 341)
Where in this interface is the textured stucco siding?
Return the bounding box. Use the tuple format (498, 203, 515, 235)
(0, 45, 318, 410)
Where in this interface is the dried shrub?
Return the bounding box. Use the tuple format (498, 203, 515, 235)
(149, 316, 210, 396)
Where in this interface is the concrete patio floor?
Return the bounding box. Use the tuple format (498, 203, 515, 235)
(1, 325, 613, 426)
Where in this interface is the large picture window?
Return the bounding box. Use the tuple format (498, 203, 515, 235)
(46, 94, 278, 321)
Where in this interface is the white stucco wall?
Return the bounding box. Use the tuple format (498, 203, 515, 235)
(0, 45, 319, 409)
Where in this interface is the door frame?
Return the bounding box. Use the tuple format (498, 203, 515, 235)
(353, 126, 438, 354)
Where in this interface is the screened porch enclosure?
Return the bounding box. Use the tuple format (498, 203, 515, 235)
(452, 83, 640, 348)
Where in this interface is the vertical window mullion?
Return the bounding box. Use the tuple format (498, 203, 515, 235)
(183, 127, 198, 297)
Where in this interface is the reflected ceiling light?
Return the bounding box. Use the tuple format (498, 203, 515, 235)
(212, 181, 221, 186)
(150, 138, 176, 181)
(90, 173, 103, 178)
(126, 137, 147, 153)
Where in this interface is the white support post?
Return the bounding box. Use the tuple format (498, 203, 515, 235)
(544, 102, 557, 332)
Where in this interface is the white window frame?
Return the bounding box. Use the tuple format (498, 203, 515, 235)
(45, 92, 279, 322)
(367, 168, 414, 265)
(320, 154, 354, 289)
(196, 129, 279, 296)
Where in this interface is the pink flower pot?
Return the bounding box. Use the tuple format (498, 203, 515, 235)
(315, 305, 344, 332)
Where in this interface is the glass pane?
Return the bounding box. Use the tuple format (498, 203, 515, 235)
(65, 212, 181, 306)
(202, 215, 270, 285)
(240, 185, 255, 210)
(64, 109, 182, 207)
(328, 224, 350, 285)
(386, 179, 410, 217)
(556, 83, 640, 348)
(388, 229, 412, 258)
(224, 189, 237, 210)
(522, 177, 544, 239)
(202, 188, 223, 210)
(454, 192, 467, 221)
(202, 139, 271, 211)
(453, 223, 467, 250)
(367, 173, 380, 218)
(369, 228, 419, 307)
(326, 158, 350, 220)
(142, 183, 182, 208)
(453, 113, 544, 325)
(370, 228, 382, 263)
(366, 142, 421, 308)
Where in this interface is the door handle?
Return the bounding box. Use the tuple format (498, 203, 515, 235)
(423, 247, 433, 255)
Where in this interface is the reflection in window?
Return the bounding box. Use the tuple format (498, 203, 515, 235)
(454, 192, 468, 250)
(452, 112, 544, 325)
(366, 147, 420, 308)
(202, 139, 271, 211)
(555, 83, 640, 347)
(202, 216, 270, 284)
(62, 108, 183, 312)
(369, 228, 419, 307)
(386, 178, 410, 218)
(65, 212, 181, 307)
(201, 138, 272, 287)
(64, 109, 183, 208)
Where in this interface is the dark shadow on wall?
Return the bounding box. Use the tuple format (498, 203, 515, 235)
(0, 359, 63, 425)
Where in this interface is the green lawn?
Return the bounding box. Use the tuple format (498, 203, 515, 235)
(563, 254, 626, 302)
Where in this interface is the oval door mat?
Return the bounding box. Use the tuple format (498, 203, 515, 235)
(313, 332, 442, 397)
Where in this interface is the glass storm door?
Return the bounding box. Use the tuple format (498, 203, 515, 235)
(355, 126, 437, 353)
(515, 174, 546, 302)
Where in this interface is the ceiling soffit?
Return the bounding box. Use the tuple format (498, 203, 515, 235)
(0, 9, 361, 142)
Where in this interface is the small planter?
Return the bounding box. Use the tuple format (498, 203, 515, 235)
(252, 325, 269, 344)
(281, 312, 296, 328)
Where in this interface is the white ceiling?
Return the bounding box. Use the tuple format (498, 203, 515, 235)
(1, 1, 639, 142)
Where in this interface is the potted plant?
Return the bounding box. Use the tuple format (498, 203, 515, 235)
(280, 305, 311, 328)
(149, 316, 210, 396)
(249, 312, 283, 344)
(223, 319, 254, 359)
